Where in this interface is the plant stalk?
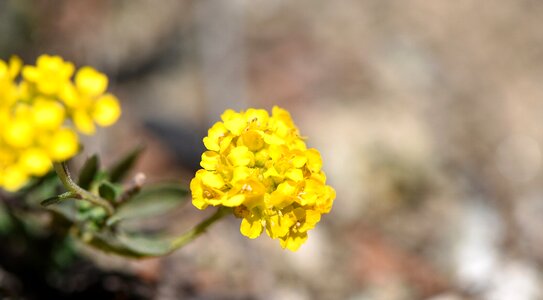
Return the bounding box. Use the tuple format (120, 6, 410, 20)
(53, 162, 115, 215)
(169, 207, 230, 252)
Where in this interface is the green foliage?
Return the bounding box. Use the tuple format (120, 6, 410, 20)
(98, 181, 119, 202)
(37, 146, 190, 258)
(0, 202, 13, 234)
(107, 183, 188, 226)
(108, 146, 144, 183)
(78, 154, 99, 190)
(84, 230, 175, 258)
(41, 192, 79, 207)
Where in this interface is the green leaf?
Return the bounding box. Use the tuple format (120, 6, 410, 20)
(98, 181, 118, 202)
(41, 192, 79, 207)
(85, 230, 174, 258)
(0, 202, 13, 234)
(107, 183, 189, 226)
(109, 146, 144, 183)
(89, 207, 107, 220)
(85, 207, 228, 258)
(41, 196, 62, 207)
(117, 233, 174, 256)
(78, 154, 99, 190)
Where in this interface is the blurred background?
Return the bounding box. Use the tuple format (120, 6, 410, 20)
(2, 0, 543, 299)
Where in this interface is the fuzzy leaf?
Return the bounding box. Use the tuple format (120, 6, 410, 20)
(41, 195, 63, 207)
(41, 192, 79, 207)
(78, 154, 99, 190)
(109, 146, 144, 183)
(98, 181, 119, 202)
(107, 183, 188, 226)
(85, 230, 174, 258)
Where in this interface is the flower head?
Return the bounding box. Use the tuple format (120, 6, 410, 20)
(191, 107, 335, 251)
(0, 55, 121, 192)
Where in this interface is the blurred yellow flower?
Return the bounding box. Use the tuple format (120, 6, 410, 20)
(61, 66, 121, 134)
(191, 107, 335, 251)
(22, 54, 74, 96)
(0, 54, 122, 192)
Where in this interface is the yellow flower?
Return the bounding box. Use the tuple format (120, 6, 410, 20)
(46, 128, 79, 161)
(31, 97, 66, 129)
(0, 56, 21, 108)
(0, 54, 122, 192)
(3, 116, 34, 148)
(191, 107, 335, 251)
(0, 165, 28, 192)
(22, 54, 74, 96)
(20, 148, 52, 176)
(61, 66, 121, 134)
(92, 94, 121, 126)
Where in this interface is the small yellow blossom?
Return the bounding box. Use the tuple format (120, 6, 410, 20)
(0, 54, 122, 192)
(60, 66, 121, 134)
(92, 94, 121, 127)
(191, 107, 335, 251)
(22, 54, 74, 96)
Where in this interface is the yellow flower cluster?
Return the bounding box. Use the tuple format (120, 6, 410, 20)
(191, 107, 335, 251)
(0, 55, 121, 192)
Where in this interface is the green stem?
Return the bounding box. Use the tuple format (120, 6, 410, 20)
(53, 162, 115, 216)
(169, 207, 230, 252)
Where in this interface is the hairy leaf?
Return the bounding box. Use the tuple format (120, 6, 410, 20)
(78, 154, 99, 190)
(98, 181, 119, 202)
(107, 183, 188, 226)
(85, 230, 174, 258)
(109, 146, 144, 183)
